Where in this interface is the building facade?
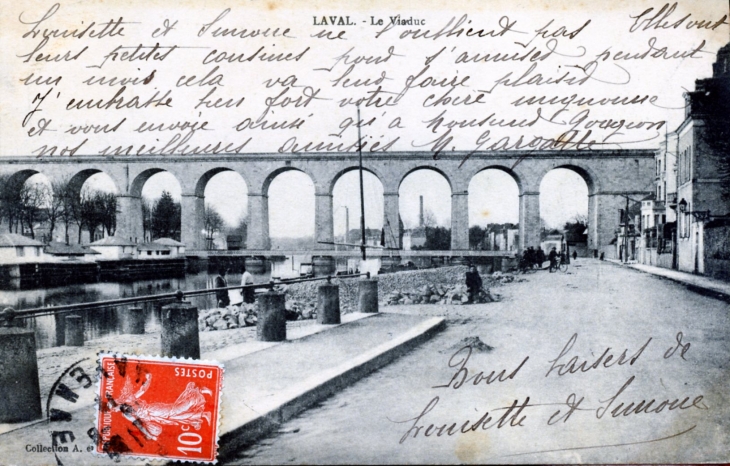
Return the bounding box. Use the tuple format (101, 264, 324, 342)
(675, 42, 730, 274)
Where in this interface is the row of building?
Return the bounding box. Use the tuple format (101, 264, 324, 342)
(0, 234, 185, 264)
(615, 42, 730, 281)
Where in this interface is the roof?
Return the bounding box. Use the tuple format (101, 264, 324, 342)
(137, 243, 171, 251)
(641, 193, 656, 201)
(45, 242, 100, 255)
(90, 236, 137, 247)
(152, 238, 185, 247)
(0, 233, 44, 247)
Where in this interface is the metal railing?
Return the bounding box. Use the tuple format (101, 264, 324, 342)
(0, 272, 369, 326)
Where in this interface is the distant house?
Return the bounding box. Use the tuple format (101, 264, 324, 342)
(541, 234, 566, 254)
(137, 243, 172, 259)
(0, 233, 45, 264)
(152, 238, 186, 257)
(615, 202, 642, 262)
(44, 242, 100, 262)
(638, 133, 678, 270)
(89, 236, 137, 260)
(486, 225, 519, 251)
(226, 235, 243, 250)
(402, 227, 426, 250)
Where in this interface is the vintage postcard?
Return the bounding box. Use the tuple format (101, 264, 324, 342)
(0, 0, 729, 464)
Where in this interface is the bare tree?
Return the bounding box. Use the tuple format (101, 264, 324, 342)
(0, 174, 21, 233)
(18, 182, 50, 240)
(80, 190, 102, 242)
(422, 209, 438, 228)
(571, 213, 588, 225)
(97, 192, 117, 236)
(45, 180, 67, 242)
(204, 204, 225, 249)
(78, 189, 118, 242)
(70, 190, 85, 244)
(53, 179, 75, 245)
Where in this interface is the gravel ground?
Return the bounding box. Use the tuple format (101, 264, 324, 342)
(230, 259, 730, 465)
(35, 319, 317, 403)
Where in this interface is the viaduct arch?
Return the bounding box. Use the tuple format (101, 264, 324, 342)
(0, 150, 654, 253)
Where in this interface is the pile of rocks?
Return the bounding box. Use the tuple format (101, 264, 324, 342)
(491, 271, 516, 283)
(198, 267, 510, 330)
(384, 283, 495, 306)
(278, 266, 503, 310)
(198, 297, 317, 332)
(282, 279, 359, 315)
(379, 266, 500, 306)
(284, 298, 317, 320)
(198, 304, 257, 331)
(377, 266, 472, 297)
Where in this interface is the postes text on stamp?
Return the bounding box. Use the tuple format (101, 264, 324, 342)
(95, 353, 223, 463)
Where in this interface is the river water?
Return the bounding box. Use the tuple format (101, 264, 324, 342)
(1, 254, 390, 349)
(0, 270, 271, 350)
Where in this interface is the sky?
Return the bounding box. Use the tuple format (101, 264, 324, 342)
(53, 167, 590, 236)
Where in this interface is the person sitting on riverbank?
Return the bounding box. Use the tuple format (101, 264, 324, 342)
(215, 267, 230, 308)
(241, 266, 255, 304)
(465, 265, 483, 303)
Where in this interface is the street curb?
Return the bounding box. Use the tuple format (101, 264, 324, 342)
(217, 315, 446, 460)
(605, 260, 730, 303)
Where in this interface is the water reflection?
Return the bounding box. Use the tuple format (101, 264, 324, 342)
(2, 270, 271, 349)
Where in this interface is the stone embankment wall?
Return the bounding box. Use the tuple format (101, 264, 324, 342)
(284, 266, 485, 311)
(199, 266, 499, 331)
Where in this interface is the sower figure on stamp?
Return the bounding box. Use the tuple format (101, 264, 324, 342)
(215, 266, 230, 308)
(112, 373, 213, 441)
(465, 265, 482, 304)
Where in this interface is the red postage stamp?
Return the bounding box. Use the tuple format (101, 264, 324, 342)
(95, 353, 224, 463)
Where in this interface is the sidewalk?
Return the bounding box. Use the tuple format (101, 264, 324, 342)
(607, 259, 730, 301)
(0, 312, 444, 465)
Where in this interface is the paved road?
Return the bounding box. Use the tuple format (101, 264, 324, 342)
(228, 260, 730, 464)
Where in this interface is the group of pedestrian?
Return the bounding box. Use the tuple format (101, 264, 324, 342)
(520, 246, 581, 272)
(214, 265, 257, 309)
(521, 246, 547, 270)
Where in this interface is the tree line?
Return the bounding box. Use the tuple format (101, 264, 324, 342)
(141, 190, 247, 248)
(0, 176, 117, 244)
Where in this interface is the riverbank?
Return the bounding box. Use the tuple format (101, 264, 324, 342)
(282, 266, 498, 313)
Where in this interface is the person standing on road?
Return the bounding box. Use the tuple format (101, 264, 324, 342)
(215, 267, 230, 308)
(241, 265, 255, 304)
(572, 250, 578, 261)
(536, 246, 546, 268)
(548, 247, 558, 272)
(466, 265, 483, 303)
(525, 247, 536, 268)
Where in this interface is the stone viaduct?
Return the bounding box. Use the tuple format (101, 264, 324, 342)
(0, 150, 654, 256)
